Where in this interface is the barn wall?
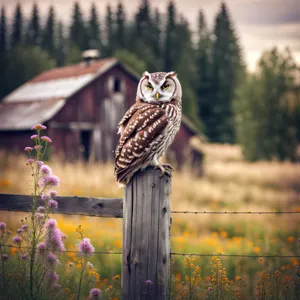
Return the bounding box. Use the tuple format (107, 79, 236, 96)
(0, 131, 33, 153)
(51, 64, 138, 162)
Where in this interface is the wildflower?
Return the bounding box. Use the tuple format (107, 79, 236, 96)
(37, 206, 45, 213)
(21, 224, 28, 231)
(113, 274, 120, 280)
(36, 160, 44, 167)
(27, 159, 34, 165)
(0, 222, 6, 230)
(41, 136, 52, 143)
(87, 262, 93, 269)
(53, 284, 61, 290)
(24, 147, 33, 152)
(49, 190, 57, 199)
(145, 280, 153, 286)
(47, 253, 58, 265)
(45, 219, 57, 231)
(12, 235, 22, 245)
(34, 145, 43, 150)
(1, 254, 8, 261)
(46, 271, 59, 283)
(48, 200, 58, 210)
(78, 238, 95, 256)
(41, 194, 50, 201)
(46, 228, 66, 253)
(208, 287, 213, 292)
(89, 288, 102, 300)
(30, 134, 39, 140)
(31, 124, 47, 131)
(17, 228, 23, 234)
(41, 175, 60, 187)
(21, 253, 29, 260)
(37, 242, 47, 252)
(40, 165, 52, 176)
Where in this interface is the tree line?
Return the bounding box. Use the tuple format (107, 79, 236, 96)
(0, 1, 299, 161)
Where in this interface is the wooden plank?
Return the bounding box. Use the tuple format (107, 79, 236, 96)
(0, 194, 123, 218)
(122, 167, 171, 300)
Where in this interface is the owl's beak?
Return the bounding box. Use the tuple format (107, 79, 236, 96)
(155, 92, 160, 101)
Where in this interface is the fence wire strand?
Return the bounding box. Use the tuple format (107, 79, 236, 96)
(171, 211, 300, 215)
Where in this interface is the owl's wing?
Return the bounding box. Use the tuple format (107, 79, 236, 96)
(115, 104, 168, 184)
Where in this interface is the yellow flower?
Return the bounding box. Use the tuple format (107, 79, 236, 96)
(253, 246, 261, 253)
(287, 236, 295, 243)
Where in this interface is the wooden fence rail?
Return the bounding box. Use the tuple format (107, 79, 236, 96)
(0, 167, 171, 300)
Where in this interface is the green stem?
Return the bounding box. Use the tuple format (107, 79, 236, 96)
(76, 258, 85, 300)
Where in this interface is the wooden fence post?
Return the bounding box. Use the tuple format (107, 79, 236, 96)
(122, 167, 171, 300)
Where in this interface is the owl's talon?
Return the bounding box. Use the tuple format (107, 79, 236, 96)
(155, 164, 174, 178)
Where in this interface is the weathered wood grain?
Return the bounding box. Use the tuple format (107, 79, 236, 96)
(122, 167, 171, 300)
(0, 194, 123, 218)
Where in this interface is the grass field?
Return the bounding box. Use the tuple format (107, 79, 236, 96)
(0, 144, 299, 298)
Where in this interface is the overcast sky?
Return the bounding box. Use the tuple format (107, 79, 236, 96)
(3, 0, 300, 71)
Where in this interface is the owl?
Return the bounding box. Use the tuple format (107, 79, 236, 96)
(114, 71, 182, 185)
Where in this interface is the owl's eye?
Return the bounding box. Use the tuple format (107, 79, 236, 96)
(162, 84, 169, 90)
(147, 83, 153, 90)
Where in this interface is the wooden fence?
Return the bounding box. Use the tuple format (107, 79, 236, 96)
(0, 167, 171, 300)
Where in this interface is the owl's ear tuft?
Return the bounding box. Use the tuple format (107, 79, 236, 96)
(167, 71, 177, 77)
(143, 71, 151, 78)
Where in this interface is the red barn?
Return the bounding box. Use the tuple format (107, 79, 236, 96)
(0, 58, 203, 172)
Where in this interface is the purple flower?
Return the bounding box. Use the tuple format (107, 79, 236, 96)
(21, 224, 28, 231)
(37, 206, 45, 213)
(1, 254, 8, 261)
(41, 194, 50, 201)
(46, 219, 57, 231)
(37, 242, 47, 252)
(46, 228, 66, 253)
(40, 165, 52, 176)
(41, 175, 60, 187)
(37, 160, 44, 167)
(208, 287, 213, 292)
(24, 147, 33, 152)
(78, 238, 95, 256)
(89, 288, 101, 300)
(145, 280, 153, 286)
(12, 235, 22, 245)
(0, 222, 6, 230)
(47, 253, 58, 265)
(31, 124, 47, 131)
(46, 271, 59, 283)
(49, 190, 57, 199)
(48, 200, 58, 210)
(17, 228, 23, 234)
(27, 159, 34, 165)
(21, 253, 29, 260)
(41, 136, 52, 143)
(34, 145, 43, 150)
(30, 134, 38, 140)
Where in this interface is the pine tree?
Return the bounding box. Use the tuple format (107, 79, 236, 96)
(104, 4, 114, 56)
(210, 2, 244, 143)
(25, 3, 41, 46)
(11, 3, 23, 46)
(69, 2, 87, 50)
(56, 21, 66, 66)
(234, 48, 298, 161)
(88, 2, 101, 50)
(115, 2, 126, 49)
(41, 6, 55, 57)
(196, 10, 213, 134)
(152, 8, 161, 59)
(164, 1, 177, 71)
(0, 6, 7, 52)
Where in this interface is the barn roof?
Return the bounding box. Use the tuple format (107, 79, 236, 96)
(3, 58, 117, 103)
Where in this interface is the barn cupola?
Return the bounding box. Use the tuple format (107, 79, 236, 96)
(81, 49, 100, 66)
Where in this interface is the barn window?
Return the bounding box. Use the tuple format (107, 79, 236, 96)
(114, 78, 121, 93)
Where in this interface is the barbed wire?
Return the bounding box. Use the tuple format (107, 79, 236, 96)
(171, 252, 300, 258)
(171, 210, 300, 215)
(1, 245, 299, 259)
